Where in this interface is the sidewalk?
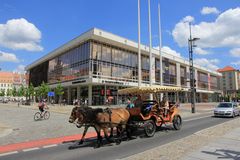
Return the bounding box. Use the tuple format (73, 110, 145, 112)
(122, 117, 240, 160)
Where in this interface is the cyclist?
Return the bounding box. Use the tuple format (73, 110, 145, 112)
(38, 99, 48, 116)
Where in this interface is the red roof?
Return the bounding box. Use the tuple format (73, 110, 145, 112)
(217, 66, 236, 72)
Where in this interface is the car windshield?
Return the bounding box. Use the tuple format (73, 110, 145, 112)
(217, 103, 232, 108)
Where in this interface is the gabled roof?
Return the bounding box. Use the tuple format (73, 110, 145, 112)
(217, 66, 236, 72)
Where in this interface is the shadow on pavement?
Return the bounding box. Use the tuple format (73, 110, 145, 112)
(202, 149, 240, 159)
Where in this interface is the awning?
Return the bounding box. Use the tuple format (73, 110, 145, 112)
(118, 85, 183, 95)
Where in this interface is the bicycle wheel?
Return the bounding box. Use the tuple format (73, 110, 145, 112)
(34, 112, 41, 121)
(44, 111, 50, 120)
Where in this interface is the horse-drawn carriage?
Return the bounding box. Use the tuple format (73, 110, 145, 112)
(69, 85, 182, 147)
(118, 85, 183, 137)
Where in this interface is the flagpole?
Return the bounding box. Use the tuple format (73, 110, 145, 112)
(148, 0, 153, 100)
(138, 0, 141, 87)
(158, 2, 163, 87)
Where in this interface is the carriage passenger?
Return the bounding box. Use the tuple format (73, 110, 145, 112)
(161, 96, 169, 117)
(126, 98, 135, 109)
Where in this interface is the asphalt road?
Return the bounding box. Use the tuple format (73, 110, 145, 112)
(1, 114, 234, 160)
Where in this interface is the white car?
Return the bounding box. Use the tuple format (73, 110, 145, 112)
(214, 102, 240, 118)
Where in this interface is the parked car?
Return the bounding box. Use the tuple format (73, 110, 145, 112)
(214, 102, 240, 118)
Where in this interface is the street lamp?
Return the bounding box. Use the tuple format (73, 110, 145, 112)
(188, 22, 200, 113)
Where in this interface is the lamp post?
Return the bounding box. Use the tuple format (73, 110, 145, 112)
(188, 22, 199, 113)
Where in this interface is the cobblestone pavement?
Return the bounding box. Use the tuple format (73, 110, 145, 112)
(0, 102, 215, 146)
(0, 104, 94, 145)
(122, 117, 240, 160)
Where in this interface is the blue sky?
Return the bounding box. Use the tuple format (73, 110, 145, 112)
(0, 0, 239, 72)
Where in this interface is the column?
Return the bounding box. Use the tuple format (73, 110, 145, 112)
(176, 63, 181, 87)
(88, 85, 92, 106)
(208, 73, 211, 91)
(151, 56, 156, 83)
(77, 86, 81, 101)
(67, 87, 71, 105)
(186, 66, 190, 88)
(194, 69, 198, 88)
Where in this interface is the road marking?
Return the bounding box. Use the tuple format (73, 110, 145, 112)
(183, 115, 211, 122)
(42, 144, 58, 148)
(22, 147, 40, 152)
(0, 151, 18, 157)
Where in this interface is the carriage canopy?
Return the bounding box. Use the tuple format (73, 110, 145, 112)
(118, 85, 183, 95)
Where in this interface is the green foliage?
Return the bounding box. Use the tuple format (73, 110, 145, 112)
(54, 82, 64, 104)
(12, 86, 17, 97)
(34, 82, 50, 99)
(0, 89, 5, 96)
(6, 89, 12, 96)
(29, 83, 35, 97)
(18, 85, 25, 97)
(55, 82, 64, 96)
(40, 82, 50, 98)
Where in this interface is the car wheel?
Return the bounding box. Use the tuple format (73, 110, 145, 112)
(232, 112, 235, 118)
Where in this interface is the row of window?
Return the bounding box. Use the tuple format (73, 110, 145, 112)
(30, 40, 220, 91)
(0, 84, 12, 87)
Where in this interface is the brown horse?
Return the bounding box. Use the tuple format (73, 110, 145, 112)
(94, 108, 130, 147)
(69, 106, 104, 145)
(69, 107, 130, 148)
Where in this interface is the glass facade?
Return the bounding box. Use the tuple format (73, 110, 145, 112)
(91, 41, 139, 82)
(210, 76, 219, 90)
(180, 66, 187, 86)
(198, 71, 208, 89)
(29, 61, 48, 87)
(48, 41, 90, 84)
(29, 38, 221, 105)
(162, 59, 176, 85)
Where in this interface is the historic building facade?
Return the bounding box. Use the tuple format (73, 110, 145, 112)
(218, 66, 240, 100)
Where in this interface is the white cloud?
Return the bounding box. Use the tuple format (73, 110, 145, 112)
(194, 47, 210, 55)
(230, 48, 240, 57)
(172, 8, 240, 48)
(183, 16, 194, 23)
(154, 46, 181, 57)
(0, 18, 43, 51)
(0, 50, 20, 62)
(194, 58, 220, 71)
(15, 64, 25, 73)
(231, 61, 240, 66)
(201, 7, 220, 15)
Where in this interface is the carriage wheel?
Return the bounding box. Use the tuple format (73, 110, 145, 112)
(44, 111, 50, 120)
(34, 112, 41, 121)
(173, 115, 182, 130)
(144, 120, 156, 137)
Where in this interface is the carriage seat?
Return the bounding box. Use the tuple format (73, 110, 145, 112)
(141, 100, 158, 115)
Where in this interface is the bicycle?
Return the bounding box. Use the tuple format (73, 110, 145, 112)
(34, 110, 50, 121)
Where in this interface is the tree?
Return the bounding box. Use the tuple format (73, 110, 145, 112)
(18, 85, 25, 97)
(35, 86, 41, 102)
(0, 89, 5, 97)
(28, 83, 35, 100)
(40, 82, 50, 99)
(54, 82, 64, 104)
(6, 89, 12, 97)
(12, 86, 17, 97)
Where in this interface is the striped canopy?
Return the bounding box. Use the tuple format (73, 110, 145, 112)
(118, 85, 183, 95)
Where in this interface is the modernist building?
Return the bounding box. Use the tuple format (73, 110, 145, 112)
(217, 66, 240, 99)
(26, 28, 222, 105)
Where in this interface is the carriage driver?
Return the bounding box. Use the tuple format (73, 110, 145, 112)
(134, 95, 143, 108)
(161, 96, 169, 117)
